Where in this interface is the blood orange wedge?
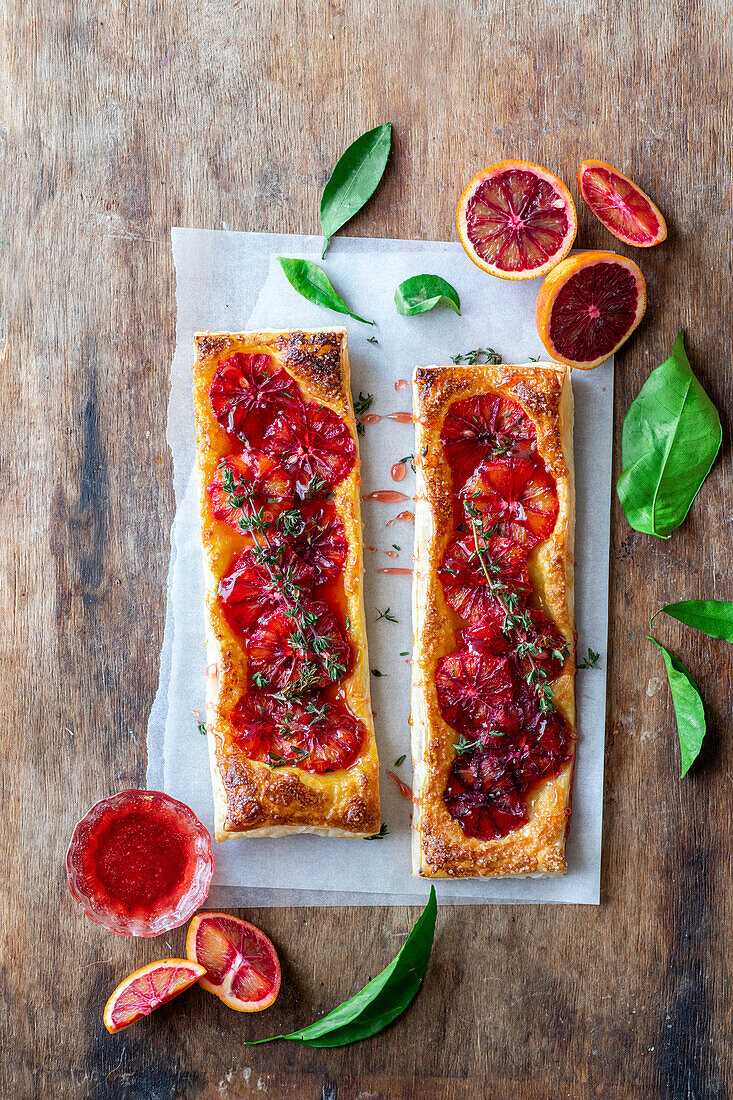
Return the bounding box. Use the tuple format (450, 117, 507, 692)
(456, 161, 577, 280)
(535, 251, 647, 370)
(577, 160, 667, 248)
(186, 912, 281, 1012)
(103, 958, 205, 1033)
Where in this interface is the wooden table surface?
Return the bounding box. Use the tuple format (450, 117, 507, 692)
(2, 1, 731, 1097)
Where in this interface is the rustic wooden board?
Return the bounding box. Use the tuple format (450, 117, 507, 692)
(1, 0, 731, 1096)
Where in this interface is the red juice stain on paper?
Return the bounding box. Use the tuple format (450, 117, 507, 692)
(394, 379, 410, 392)
(391, 462, 406, 482)
(377, 567, 412, 576)
(388, 771, 413, 801)
(366, 546, 399, 559)
(386, 411, 413, 424)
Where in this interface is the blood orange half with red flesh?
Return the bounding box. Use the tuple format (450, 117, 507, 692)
(577, 160, 667, 248)
(263, 401, 356, 497)
(456, 161, 577, 280)
(435, 649, 517, 737)
(462, 457, 558, 549)
(246, 602, 349, 691)
(209, 353, 301, 446)
(186, 912, 281, 1013)
(441, 394, 537, 487)
(207, 452, 293, 534)
(438, 532, 530, 624)
(535, 251, 647, 370)
(270, 502, 348, 585)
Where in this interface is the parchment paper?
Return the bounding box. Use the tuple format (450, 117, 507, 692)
(148, 229, 612, 906)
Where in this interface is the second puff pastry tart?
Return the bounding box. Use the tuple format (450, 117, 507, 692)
(410, 362, 576, 877)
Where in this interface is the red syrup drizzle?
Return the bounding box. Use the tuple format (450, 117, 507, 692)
(377, 567, 412, 576)
(366, 546, 400, 559)
(385, 511, 414, 528)
(363, 490, 410, 503)
(391, 462, 406, 482)
(359, 411, 414, 424)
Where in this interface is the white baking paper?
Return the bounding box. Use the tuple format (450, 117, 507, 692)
(148, 229, 611, 906)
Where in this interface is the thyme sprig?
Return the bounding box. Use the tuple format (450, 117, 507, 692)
(451, 347, 502, 366)
(463, 500, 567, 713)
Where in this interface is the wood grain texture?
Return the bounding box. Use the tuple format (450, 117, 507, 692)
(1, 0, 731, 1096)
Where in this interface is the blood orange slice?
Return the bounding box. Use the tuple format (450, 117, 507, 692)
(186, 912, 281, 1012)
(103, 959, 205, 1034)
(510, 607, 568, 681)
(207, 452, 293, 534)
(444, 748, 526, 840)
(577, 160, 667, 248)
(438, 532, 529, 623)
(218, 549, 288, 634)
(231, 692, 364, 772)
(271, 502, 348, 584)
(462, 457, 558, 548)
(263, 401, 356, 497)
(535, 251, 647, 369)
(456, 161, 577, 280)
(247, 602, 349, 690)
(441, 394, 537, 486)
(435, 649, 516, 737)
(209, 353, 301, 446)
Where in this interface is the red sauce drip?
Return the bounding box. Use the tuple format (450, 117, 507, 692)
(391, 462, 406, 482)
(366, 546, 399, 558)
(361, 413, 382, 424)
(394, 379, 410, 392)
(386, 411, 414, 424)
(385, 510, 414, 528)
(388, 770, 413, 801)
(363, 490, 410, 503)
(378, 567, 412, 576)
(80, 804, 195, 915)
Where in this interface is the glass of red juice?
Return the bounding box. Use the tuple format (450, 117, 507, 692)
(66, 790, 214, 936)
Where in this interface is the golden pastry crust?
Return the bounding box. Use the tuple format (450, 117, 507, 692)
(410, 363, 576, 877)
(193, 328, 380, 840)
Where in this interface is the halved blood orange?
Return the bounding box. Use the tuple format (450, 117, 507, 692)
(456, 161, 577, 280)
(535, 251, 646, 369)
(103, 958, 206, 1033)
(186, 912, 281, 1012)
(577, 160, 667, 248)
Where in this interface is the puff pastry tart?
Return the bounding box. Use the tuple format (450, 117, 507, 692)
(410, 363, 576, 877)
(193, 329, 380, 840)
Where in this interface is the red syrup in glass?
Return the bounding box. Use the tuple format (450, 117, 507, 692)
(66, 790, 213, 936)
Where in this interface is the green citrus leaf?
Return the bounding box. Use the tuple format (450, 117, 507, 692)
(652, 599, 733, 642)
(278, 257, 373, 325)
(617, 332, 721, 537)
(649, 638, 706, 777)
(320, 124, 392, 258)
(245, 886, 436, 1047)
(394, 274, 461, 316)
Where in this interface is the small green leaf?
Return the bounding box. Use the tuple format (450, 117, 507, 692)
(617, 332, 721, 537)
(394, 274, 460, 317)
(245, 886, 436, 1046)
(394, 754, 406, 767)
(577, 647, 601, 670)
(649, 638, 706, 777)
(320, 124, 392, 257)
(363, 822, 390, 840)
(651, 599, 733, 642)
(278, 258, 374, 325)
